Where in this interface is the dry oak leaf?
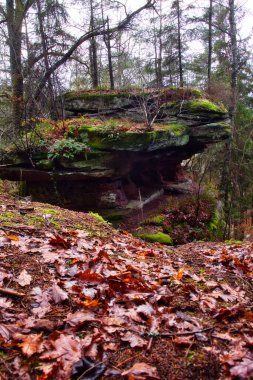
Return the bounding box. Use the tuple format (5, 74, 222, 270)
(65, 311, 98, 326)
(14, 333, 44, 357)
(173, 268, 184, 281)
(50, 283, 68, 304)
(41, 333, 82, 364)
(230, 359, 253, 379)
(0, 297, 13, 309)
(121, 331, 147, 348)
(173, 335, 194, 346)
(0, 324, 18, 340)
(16, 269, 32, 287)
(6, 234, 19, 241)
(49, 234, 71, 248)
(122, 362, 160, 379)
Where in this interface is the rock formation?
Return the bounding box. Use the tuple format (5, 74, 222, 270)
(0, 88, 230, 216)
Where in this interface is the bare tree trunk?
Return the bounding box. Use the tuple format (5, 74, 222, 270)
(36, 0, 57, 119)
(33, 1, 154, 100)
(207, 0, 213, 91)
(102, 16, 114, 90)
(221, 0, 238, 239)
(176, 0, 183, 87)
(89, 0, 99, 88)
(229, 0, 238, 117)
(6, 0, 24, 130)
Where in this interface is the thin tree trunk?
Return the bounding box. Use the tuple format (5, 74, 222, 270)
(6, 0, 24, 130)
(221, 0, 238, 239)
(89, 0, 99, 88)
(229, 0, 238, 117)
(176, 0, 183, 87)
(36, 0, 57, 119)
(207, 0, 213, 91)
(106, 18, 114, 90)
(157, 0, 163, 87)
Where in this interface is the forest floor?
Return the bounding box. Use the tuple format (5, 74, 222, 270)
(0, 193, 252, 380)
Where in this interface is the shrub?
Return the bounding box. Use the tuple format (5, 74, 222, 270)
(48, 138, 90, 161)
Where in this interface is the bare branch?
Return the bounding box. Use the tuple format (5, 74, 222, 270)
(33, 0, 154, 100)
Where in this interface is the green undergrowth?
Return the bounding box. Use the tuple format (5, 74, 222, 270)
(0, 184, 111, 238)
(138, 193, 224, 245)
(136, 231, 173, 245)
(88, 212, 108, 225)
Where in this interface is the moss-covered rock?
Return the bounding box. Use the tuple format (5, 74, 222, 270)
(80, 123, 189, 152)
(137, 231, 173, 245)
(161, 99, 229, 121)
(189, 122, 231, 143)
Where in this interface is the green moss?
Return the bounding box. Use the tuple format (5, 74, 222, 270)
(36, 159, 53, 170)
(24, 215, 45, 227)
(184, 99, 228, 114)
(41, 208, 59, 215)
(224, 239, 243, 244)
(88, 211, 108, 224)
(162, 98, 228, 116)
(65, 91, 130, 102)
(83, 123, 189, 151)
(137, 232, 173, 245)
(191, 88, 203, 98)
(144, 215, 165, 226)
(0, 211, 16, 222)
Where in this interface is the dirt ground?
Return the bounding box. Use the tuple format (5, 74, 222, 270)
(0, 193, 252, 379)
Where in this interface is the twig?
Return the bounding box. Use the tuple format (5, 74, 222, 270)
(0, 356, 13, 375)
(77, 359, 108, 380)
(160, 327, 214, 338)
(146, 336, 153, 352)
(115, 352, 142, 369)
(0, 287, 25, 298)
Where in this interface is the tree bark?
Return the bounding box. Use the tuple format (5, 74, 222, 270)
(36, 0, 58, 119)
(105, 17, 114, 90)
(176, 0, 183, 87)
(229, 0, 238, 116)
(6, 0, 24, 129)
(207, 0, 213, 91)
(89, 0, 99, 88)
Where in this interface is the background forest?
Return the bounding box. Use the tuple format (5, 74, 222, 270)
(0, 0, 252, 239)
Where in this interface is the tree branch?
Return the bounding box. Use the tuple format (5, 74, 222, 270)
(33, 0, 154, 100)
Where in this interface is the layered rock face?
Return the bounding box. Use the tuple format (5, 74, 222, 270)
(0, 89, 231, 213)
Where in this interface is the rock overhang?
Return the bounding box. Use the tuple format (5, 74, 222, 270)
(0, 88, 231, 211)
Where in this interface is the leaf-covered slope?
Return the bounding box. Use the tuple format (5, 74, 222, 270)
(0, 194, 252, 380)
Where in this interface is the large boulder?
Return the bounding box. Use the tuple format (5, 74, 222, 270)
(0, 88, 231, 213)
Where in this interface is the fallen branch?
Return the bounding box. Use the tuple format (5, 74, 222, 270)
(0, 287, 25, 298)
(160, 327, 214, 338)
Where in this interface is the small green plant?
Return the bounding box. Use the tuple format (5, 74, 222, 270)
(144, 215, 165, 226)
(137, 232, 173, 245)
(48, 138, 90, 161)
(88, 212, 108, 224)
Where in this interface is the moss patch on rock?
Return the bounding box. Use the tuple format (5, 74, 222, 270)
(80, 122, 189, 152)
(137, 231, 173, 245)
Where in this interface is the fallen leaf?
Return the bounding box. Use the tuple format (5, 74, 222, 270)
(16, 269, 32, 287)
(6, 234, 19, 241)
(0, 297, 13, 309)
(71, 357, 106, 380)
(173, 335, 194, 346)
(121, 362, 160, 379)
(49, 234, 71, 248)
(121, 331, 147, 348)
(65, 311, 98, 326)
(76, 269, 104, 283)
(230, 359, 253, 379)
(14, 333, 44, 357)
(174, 268, 184, 281)
(50, 283, 68, 303)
